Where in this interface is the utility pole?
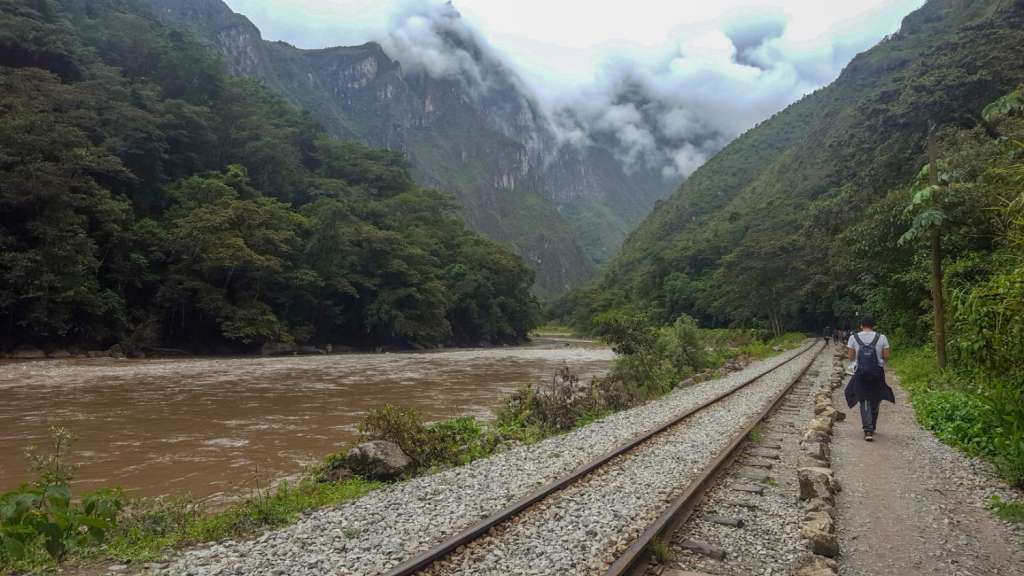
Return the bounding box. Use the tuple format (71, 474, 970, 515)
(927, 124, 948, 369)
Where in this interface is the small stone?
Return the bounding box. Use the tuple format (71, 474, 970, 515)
(801, 429, 831, 444)
(788, 554, 839, 576)
(705, 515, 745, 528)
(798, 467, 834, 502)
(803, 498, 834, 515)
(799, 454, 828, 469)
(807, 417, 833, 434)
(737, 468, 770, 482)
(732, 483, 766, 495)
(679, 540, 727, 560)
(801, 526, 839, 558)
(800, 441, 830, 461)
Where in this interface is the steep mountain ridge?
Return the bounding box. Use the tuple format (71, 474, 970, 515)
(145, 0, 677, 294)
(0, 0, 540, 352)
(565, 0, 1024, 331)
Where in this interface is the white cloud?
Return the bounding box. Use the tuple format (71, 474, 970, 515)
(223, 0, 925, 178)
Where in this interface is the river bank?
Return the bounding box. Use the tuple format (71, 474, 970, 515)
(0, 330, 805, 574)
(0, 339, 614, 501)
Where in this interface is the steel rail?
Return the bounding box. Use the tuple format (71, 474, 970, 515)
(381, 341, 822, 576)
(604, 341, 824, 576)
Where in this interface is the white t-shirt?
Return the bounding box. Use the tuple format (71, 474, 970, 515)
(847, 330, 890, 367)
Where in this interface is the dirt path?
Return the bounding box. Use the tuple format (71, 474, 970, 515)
(831, 371, 1024, 576)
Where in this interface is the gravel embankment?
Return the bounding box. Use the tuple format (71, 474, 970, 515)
(425, 344, 823, 576)
(158, 343, 817, 576)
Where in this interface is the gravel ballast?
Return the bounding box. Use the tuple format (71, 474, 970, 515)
(426, 344, 822, 576)
(652, 349, 835, 576)
(158, 343, 819, 576)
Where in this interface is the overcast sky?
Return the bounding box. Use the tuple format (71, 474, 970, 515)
(222, 0, 925, 177)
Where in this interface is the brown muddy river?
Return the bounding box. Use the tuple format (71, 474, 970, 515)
(0, 339, 612, 502)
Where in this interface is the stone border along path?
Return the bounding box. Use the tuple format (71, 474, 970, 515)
(642, 343, 838, 576)
(152, 343, 818, 576)
(649, 343, 1024, 576)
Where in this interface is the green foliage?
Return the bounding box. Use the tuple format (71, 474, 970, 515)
(561, 0, 1024, 335)
(357, 406, 502, 472)
(982, 87, 1024, 121)
(0, 0, 538, 353)
(100, 476, 380, 564)
(0, 428, 124, 567)
(987, 495, 1024, 524)
(893, 347, 1024, 487)
(649, 536, 673, 563)
(0, 427, 380, 570)
(499, 314, 718, 435)
(0, 485, 123, 564)
(593, 312, 708, 395)
(497, 371, 609, 434)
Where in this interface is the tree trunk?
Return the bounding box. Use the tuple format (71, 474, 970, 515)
(927, 127, 948, 369)
(930, 229, 947, 368)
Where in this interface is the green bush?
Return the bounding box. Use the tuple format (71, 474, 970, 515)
(0, 484, 123, 564)
(987, 495, 1024, 523)
(0, 428, 124, 567)
(358, 406, 501, 472)
(981, 379, 1024, 486)
(594, 312, 708, 394)
(499, 313, 725, 436)
(0, 427, 381, 570)
(893, 347, 1024, 487)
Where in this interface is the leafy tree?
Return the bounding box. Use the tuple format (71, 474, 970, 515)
(0, 0, 538, 352)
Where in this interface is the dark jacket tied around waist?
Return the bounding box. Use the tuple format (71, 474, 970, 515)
(844, 368, 896, 408)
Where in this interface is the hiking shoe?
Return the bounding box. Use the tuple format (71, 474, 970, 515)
(864, 432, 874, 442)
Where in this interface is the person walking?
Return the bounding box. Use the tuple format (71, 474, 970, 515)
(844, 317, 895, 441)
(822, 326, 832, 346)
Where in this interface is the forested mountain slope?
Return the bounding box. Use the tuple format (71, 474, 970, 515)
(143, 0, 678, 295)
(0, 0, 538, 353)
(562, 0, 1024, 333)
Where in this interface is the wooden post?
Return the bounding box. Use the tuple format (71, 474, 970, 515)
(927, 126, 948, 369)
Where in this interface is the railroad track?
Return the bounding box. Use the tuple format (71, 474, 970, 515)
(382, 341, 825, 576)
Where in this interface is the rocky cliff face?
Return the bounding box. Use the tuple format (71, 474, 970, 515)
(146, 0, 677, 294)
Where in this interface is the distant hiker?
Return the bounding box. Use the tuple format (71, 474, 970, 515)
(844, 317, 895, 441)
(822, 326, 831, 345)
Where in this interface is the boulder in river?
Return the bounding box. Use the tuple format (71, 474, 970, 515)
(11, 345, 45, 359)
(346, 440, 413, 481)
(47, 349, 72, 359)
